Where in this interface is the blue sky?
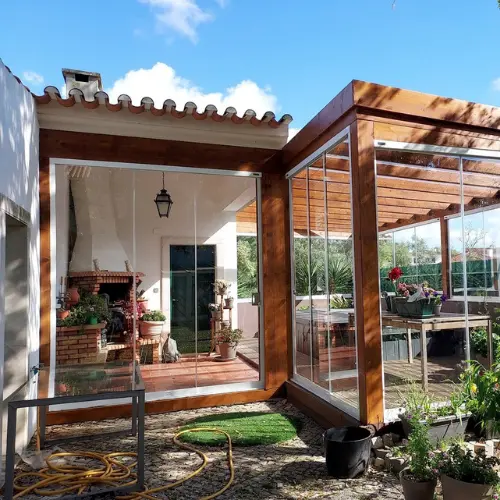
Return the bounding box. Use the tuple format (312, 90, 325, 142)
(1, 0, 500, 134)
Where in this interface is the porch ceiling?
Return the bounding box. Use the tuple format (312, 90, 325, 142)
(236, 149, 500, 236)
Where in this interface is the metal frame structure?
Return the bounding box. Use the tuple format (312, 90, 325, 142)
(4, 363, 146, 499)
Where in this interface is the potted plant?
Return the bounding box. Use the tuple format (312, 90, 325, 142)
(384, 266, 404, 312)
(78, 293, 110, 325)
(438, 443, 500, 500)
(395, 282, 440, 318)
(399, 382, 470, 444)
(215, 327, 243, 360)
(209, 303, 221, 320)
(460, 361, 500, 439)
(225, 296, 234, 309)
(470, 327, 499, 366)
(214, 279, 230, 297)
(430, 290, 447, 316)
(140, 310, 166, 340)
(136, 288, 148, 313)
(399, 417, 438, 500)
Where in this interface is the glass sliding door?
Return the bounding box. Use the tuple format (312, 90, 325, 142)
(53, 163, 263, 403)
(289, 129, 359, 417)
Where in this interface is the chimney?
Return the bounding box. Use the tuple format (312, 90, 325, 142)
(62, 68, 102, 100)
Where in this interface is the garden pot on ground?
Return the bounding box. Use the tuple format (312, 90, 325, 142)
(140, 321, 164, 340)
(400, 413, 470, 445)
(218, 342, 237, 360)
(441, 474, 493, 500)
(399, 470, 436, 500)
(323, 426, 372, 479)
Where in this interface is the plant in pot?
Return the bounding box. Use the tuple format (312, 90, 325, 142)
(78, 292, 111, 325)
(215, 327, 243, 360)
(384, 266, 404, 312)
(430, 290, 447, 316)
(470, 327, 500, 366)
(140, 310, 166, 340)
(437, 443, 500, 500)
(136, 288, 148, 313)
(399, 381, 470, 444)
(209, 303, 221, 320)
(399, 416, 439, 500)
(225, 296, 234, 309)
(395, 282, 437, 318)
(213, 279, 230, 297)
(460, 361, 500, 439)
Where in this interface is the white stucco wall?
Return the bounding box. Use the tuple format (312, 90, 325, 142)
(0, 60, 40, 463)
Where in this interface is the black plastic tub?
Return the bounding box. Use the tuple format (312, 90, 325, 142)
(323, 426, 372, 479)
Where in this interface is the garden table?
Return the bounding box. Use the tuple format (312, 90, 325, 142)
(3, 361, 145, 499)
(381, 312, 492, 391)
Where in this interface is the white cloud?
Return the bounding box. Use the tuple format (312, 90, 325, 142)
(106, 62, 279, 117)
(215, 0, 228, 6)
(493, 78, 500, 92)
(23, 71, 44, 85)
(139, 0, 213, 43)
(287, 127, 300, 142)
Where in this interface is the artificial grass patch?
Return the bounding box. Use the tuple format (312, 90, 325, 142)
(178, 412, 302, 446)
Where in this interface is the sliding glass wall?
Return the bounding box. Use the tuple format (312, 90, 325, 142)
(53, 163, 263, 401)
(289, 130, 358, 417)
(375, 146, 500, 415)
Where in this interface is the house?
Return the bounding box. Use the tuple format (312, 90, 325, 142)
(3, 56, 500, 466)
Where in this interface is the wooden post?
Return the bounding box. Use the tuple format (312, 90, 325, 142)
(39, 156, 51, 366)
(261, 171, 291, 389)
(440, 217, 450, 297)
(350, 120, 384, 425)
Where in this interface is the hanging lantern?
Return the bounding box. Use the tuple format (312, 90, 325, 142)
(154, 172, 173, 218)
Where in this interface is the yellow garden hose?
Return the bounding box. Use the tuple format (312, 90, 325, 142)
(12, 428, 234, 500)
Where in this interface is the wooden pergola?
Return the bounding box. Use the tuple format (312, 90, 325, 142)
(275, 80, 500, 426)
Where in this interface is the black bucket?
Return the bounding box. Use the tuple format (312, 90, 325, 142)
(324, 426, 372, 479)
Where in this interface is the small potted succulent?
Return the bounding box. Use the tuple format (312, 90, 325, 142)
(215, 327, 243, 360)
(430, 291, 447, 316)
(399, 417, 438, 500)
(437, 443, 500, 500)
(140, 310, 166, 340)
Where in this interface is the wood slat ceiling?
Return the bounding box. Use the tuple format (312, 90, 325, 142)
(237, 150, 500, 236)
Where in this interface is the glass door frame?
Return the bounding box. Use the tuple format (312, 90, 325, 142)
(48, 158, 266, 410)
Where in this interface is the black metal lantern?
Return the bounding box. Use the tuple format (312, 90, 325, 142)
(154, 172, 173, 218)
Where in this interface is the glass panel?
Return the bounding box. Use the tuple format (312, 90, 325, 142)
(324, 136, 358, 411)
(54, 166, 135, 369)
(290, 133, 358, 414)
(292, 170, 315, 382)
(375, 150, 465, 414)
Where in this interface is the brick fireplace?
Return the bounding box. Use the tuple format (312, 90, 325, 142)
(68, 271, 144, 303)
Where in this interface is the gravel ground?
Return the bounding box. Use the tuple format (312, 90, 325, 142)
(16, 399, 404, 499)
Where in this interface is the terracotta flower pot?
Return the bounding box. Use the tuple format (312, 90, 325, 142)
(57, 309, 70, 320)
(218, 343, 237, 360)
(441, 474, 493, 500)
(67, 287, 80, 303)
(138, 299, 148, 313)
(140, 320, 164, 340)
(399, 470, 436, 500)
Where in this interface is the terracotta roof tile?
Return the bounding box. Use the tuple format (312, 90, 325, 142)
(34, 86, 293, 128)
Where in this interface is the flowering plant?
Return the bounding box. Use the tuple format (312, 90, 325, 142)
(386, 267, 403, 293)
(437, 443, 500, 489)
(215, 327, 243, 345)
(396, 282, 419, 297)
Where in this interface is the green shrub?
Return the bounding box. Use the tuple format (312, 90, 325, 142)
(141, 310, 166, 322)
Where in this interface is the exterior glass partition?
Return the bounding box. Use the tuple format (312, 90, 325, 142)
(375, 145, 500, 416)
(53, 163, 263, 405)
(289, 130, 359, 416)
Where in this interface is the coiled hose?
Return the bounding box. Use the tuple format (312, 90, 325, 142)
(12, 428, 234, 499)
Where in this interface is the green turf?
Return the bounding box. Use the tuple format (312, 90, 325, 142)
(178, 412, 302, 446)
